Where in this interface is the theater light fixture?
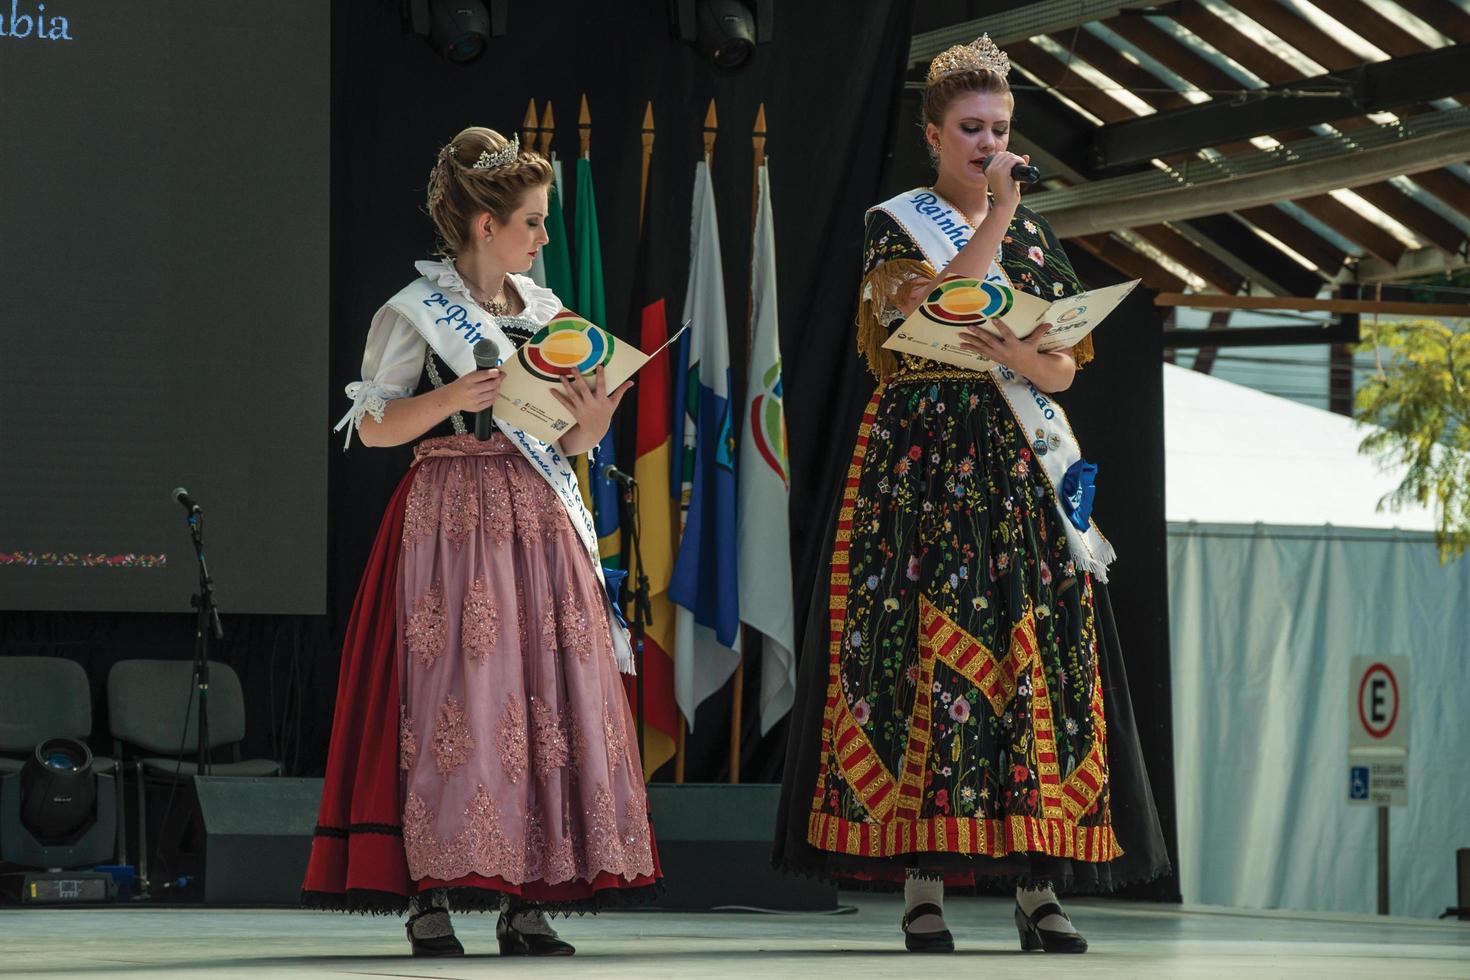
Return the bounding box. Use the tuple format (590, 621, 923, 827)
(403, 0, 506, 65)
(20, 737, 96, 843)
(670, 0, 773, 70)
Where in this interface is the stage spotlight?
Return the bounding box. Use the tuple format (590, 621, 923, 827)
(404, 0, 506, 65)
(20, 737, 96, 843)
(671, 0, 772, 70)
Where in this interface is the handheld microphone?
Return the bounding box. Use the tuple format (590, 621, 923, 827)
(982, 156, 1041, 185)
(172, 487, 201, 514)
(601, 464, 636, 487)
(472, 339, 503, 441)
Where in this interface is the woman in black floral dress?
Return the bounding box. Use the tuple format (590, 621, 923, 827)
(774, 35, 1167, 954)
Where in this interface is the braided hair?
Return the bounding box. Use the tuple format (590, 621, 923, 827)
(426, 126, 554, 257)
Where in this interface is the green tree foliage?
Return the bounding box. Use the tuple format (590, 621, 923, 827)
(1355, 317, 1470, 562)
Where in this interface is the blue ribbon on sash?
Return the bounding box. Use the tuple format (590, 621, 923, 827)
(1060, 460, 1098, 532)
(601, 567, 629, 629)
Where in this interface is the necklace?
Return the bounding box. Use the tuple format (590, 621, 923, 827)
(454, 260, 510, 316)
(474, 292, 509, 316)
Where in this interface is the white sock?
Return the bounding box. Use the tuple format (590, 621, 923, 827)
(1017, 883, 1077, 935)
(903, 873, 946, 933)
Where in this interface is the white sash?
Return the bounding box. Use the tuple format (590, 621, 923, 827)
(871, 189, 1116, 581)
(379, 275, 633, 672)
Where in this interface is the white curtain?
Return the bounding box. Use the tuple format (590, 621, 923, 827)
(1169, 522, 1470, 919)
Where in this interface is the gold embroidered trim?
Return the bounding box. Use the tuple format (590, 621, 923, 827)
(807, 810, 1123, 861)
(1030, 658, 1066, 820)
(1061, 661, 1108, 821)
(812, 389, 887, 818)
(833, 695, 899, 822)
(919, 597, 1038, 716)
(889, 368, 991, 384)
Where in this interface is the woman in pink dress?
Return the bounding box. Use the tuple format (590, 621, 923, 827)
(303, 126, 660, 957)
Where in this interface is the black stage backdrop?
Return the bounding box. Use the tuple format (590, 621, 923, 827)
(324, 0, 920, 786)
(1, 0, 1178, 899)
(0, 1, 918, 784)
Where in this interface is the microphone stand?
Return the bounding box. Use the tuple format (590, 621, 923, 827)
(617, 478, 652, 770)
(184, 511, 224, 776)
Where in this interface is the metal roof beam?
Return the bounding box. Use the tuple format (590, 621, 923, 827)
(1033, 118, 1470, 238)
(1005, 65, 1332, 296)
(908, 0, 1157, 64)
(1093, 44, 1470, 168)
(1173, 214, 1324, 297)
(1352, 245, 1470, 283)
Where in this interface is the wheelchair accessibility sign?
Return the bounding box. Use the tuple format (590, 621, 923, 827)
(1349, 656, 1409, 807)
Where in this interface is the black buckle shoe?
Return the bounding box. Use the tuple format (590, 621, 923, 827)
(901, 902, 955, 953)
(497, 910, 576, 957)
(1015, 901, 1088, 953)
(405, 909, 464, 957)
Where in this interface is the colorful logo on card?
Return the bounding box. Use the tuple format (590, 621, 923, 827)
(918, 277, 1013, 326)
(749, 360, 789, 488)
(518, 312, 615, 381)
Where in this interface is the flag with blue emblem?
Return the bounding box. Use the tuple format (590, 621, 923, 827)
(668, 159, 741, 724)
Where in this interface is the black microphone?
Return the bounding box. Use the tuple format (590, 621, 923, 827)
(172, 487, 200, 514)
(472, 339, 502, 441)
(601, 464, 636, 487)
(983, 156, 1041, 185)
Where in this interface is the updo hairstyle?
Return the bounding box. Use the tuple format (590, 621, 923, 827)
(426, 126, 554, 257)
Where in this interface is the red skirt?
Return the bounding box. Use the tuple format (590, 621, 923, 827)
(301, 462, 661, 914)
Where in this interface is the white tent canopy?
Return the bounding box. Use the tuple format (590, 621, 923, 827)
(1160, 365, 1469, 921)
(1163, 363, 1437, 531)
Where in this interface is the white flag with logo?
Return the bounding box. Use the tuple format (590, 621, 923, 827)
(739, 161, 796, 734)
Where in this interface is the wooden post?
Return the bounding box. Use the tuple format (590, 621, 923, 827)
(578, 93, 591, 160)
(751, 104, 766, 232)
(639, 102, 655, 229)
(537, 102, 555, 161)
(674, 712, 686, 784)
(521, 99, 537, 151)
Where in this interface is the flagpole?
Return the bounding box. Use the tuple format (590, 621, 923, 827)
(697, 97, 743, 786)
(726, 105, 769, 785)
(537, 102, 555, 162)
(677, 98, 720, 786)
(521, 98, 537, 152)
(639, 103, 654, 232)
(579, 93, 591, 160)
(630, 101, 656, 782)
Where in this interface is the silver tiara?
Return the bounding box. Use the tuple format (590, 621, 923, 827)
(474, 135, 519, 170)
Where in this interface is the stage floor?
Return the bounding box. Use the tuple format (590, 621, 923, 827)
(2, 894, 1466, 979)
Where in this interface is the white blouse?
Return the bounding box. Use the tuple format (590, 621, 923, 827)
(335, 259, 561, 448)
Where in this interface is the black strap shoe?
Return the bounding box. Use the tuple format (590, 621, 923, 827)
(1015, 901, 1088, 953)
(497, 910, 576, 956)
(901, 902, 955, 953)
(405, 909, 464, 957)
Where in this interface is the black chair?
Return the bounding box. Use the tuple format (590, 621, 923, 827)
(0, 656, 122, 865)
(107, 659, 281, 886)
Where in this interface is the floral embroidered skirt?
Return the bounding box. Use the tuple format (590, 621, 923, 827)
(773, 373, 1169, 891)
(375, 433, 657, 908)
